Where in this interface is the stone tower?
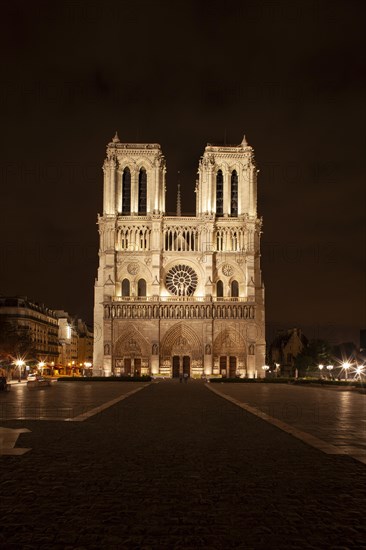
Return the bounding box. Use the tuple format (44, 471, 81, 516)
(93, 134, 265, 378)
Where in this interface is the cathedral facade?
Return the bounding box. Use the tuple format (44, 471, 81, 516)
(93, 134, 265, 378)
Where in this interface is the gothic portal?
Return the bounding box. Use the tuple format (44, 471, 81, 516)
(93, 134, 265, 378)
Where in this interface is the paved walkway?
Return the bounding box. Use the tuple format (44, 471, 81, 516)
(208, 382, 366, 465)
(1, 380, 366, 549)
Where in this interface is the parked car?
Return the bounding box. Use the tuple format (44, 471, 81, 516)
(0, 376, 10, 391)
(27, 376, 51, 389)
(27, 373, 38, 381)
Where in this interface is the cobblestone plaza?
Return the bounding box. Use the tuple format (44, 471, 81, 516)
(1, 381, 365, 548)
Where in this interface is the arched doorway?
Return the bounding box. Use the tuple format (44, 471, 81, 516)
(160, 323, 202, 378)
(114, 326, 149, 376)
(214, 329, 246, 378)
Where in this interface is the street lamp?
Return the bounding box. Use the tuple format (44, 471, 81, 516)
(318, 364, 324, 378)
(355, 365, 364, 379)
(262, 365, 269, 377)
(342, 362, 351, 380)
(15, 359, 25, 382)
(38, 361, 45, 376)
(326, 365, 333, 379)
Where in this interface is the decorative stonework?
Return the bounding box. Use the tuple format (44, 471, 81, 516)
(127, 262, 139, 275)
(165, 265, 198, 297)
(94, 135, 265, 379)
(222, 264, 234, 277)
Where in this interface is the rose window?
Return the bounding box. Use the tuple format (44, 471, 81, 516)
(222, 263, 234, 277)
(165, 265, 198, 296)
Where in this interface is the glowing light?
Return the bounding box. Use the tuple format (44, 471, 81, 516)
(14, 358, 25, 382)
(342, 361, 351, 380)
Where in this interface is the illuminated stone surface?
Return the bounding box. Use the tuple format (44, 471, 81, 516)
(94, 136, 265, 378)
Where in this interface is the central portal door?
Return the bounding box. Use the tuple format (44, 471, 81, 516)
(219, 356, 237, 378)
(124, 358, 132, 376)
(172, 356, 180, 378)
(172, 355, 190, 377)
(183, 356, 190, 377)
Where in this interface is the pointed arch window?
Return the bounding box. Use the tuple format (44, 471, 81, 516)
(217, 280, 224, 298)
(216, 170, 223, 217)
(231, 170, 238, 216)
(138, 168, 147, 214)
(122, 168, 131, 214)
(138, 278, 146, 297)
(122, 278, 130, 297)
(231, 280, 239, 298)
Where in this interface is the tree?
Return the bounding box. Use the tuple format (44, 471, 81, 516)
(294, 339, 333, 377)
(0, 318, 37, 367)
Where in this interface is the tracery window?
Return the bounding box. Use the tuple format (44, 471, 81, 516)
(231, 170, 238, 216)
(138, 168, 147, 214)
(216, 169, 223, 217)
(165, 265, 198, 296)
(122, 168, 131, 214)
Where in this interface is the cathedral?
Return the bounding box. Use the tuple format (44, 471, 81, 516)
(93, 134, 265, 378)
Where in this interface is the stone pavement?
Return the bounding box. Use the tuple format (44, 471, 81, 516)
(1, 380, 366, 549)
(208, 382, 366, 465)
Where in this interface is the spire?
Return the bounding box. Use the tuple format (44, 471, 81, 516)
(176, 176, 181, 217)
(241, 134, 248, 147)
(112, 131, 120, 143)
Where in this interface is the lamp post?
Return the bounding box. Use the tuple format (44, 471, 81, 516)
(38, 361, 45, 376)
(84, 362, 92, 377)
(15, 359, 25, 382)
(326, 364, 333, 379)
(318, 364, 324, 379)
(355, 365, 364, 379)
(275, 363, 280, 378)
(342, 362, 351, 380)
(262, 365, 269, 378)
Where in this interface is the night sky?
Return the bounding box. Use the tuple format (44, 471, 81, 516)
(1, 0, 365, 345)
